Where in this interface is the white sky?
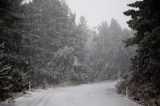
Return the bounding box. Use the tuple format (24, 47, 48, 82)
(65, 0, 136, 28)
(24, 0, 136, 28)
(23, 0, 32, 4)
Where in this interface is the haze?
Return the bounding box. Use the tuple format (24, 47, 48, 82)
(65, 0, 136, 28)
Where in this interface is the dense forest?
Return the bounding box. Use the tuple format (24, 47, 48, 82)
(0, 0, 134, 101)
(0, 0, 160, 105)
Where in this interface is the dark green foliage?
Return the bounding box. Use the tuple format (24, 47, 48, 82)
(0, 0, 28, 101)
(117, 0, 160, 105)
(0, 63, 12, 100)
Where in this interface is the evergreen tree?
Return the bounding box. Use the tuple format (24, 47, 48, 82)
(89, 19, 135, 81)
(22, 0, 82, 86)
(0, 0, 28, 101)
(124, 0, 160, 87)
(117, 0, 160, 104)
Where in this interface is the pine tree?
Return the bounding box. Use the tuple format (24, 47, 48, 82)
(22, 0, 80, 86)
(119, 0, 160, 103)
(0, 0, 28, 101)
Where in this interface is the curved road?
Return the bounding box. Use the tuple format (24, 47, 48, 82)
(11, 81, 141, 106)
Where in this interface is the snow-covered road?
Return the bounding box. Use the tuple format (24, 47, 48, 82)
(10, 81, 141, 106)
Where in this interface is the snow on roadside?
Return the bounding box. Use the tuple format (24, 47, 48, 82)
(3, 81, 142, 106)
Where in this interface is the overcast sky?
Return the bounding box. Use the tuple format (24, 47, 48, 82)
(65, 0, 136, 28)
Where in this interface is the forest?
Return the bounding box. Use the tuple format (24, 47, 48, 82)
(0, 0, 160, 106)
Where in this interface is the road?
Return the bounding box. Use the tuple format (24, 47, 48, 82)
(9, 81, 141, 106)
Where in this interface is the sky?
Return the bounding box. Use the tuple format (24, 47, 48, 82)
(24, 0, 136, 28)
(65, 0, 136, 28)
(23, 0, 32, 4)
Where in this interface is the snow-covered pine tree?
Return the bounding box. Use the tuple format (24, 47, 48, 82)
(0, 0, 28, 101)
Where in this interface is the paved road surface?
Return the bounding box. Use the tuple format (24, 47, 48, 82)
(9, 81, 141, 106)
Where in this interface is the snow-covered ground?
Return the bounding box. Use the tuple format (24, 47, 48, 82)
(8, 81, 141, 106)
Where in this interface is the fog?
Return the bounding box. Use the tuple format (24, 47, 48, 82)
(65, 0, 136, 28)
(2, 0, 158, 106)
(1, 0, 136, 96)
